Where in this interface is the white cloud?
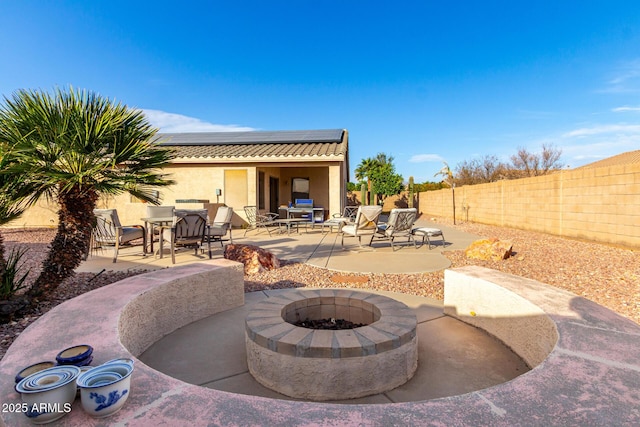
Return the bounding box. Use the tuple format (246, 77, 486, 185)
(562, 124, 640, 138)
(408, 154, 444, 163)
(142, 109, 256, 133)
(612, 106, 640, 113)
(558, 125, 640, 168)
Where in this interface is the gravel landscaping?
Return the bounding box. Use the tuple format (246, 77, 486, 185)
(1, 220, 638, 360)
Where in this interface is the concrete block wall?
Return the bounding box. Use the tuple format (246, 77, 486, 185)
(419, 163, 640, 249)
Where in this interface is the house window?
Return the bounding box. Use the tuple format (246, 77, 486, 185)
(258, 171, 265, 209)
(291, 177, 309, 202)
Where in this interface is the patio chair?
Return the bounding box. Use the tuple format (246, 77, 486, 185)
(322, 205, 359, 233)
(159, 209, 208, 264)
(206, 206, 234, 257)
(371, 208, 418, 251)
(339, 205, 383, 248)
(92, 209, 146, 263)
(243, 205, 278, 236)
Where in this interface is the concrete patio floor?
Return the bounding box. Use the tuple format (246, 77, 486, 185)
(77, 217, 481, 274)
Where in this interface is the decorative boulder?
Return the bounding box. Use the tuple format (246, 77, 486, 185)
(224, 244, 280, 274)
(464, 238, 513, 261)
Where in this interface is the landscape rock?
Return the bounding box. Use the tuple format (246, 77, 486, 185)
(464, 238, 513, 261)
(0, 296, 29, 324)
(224, 244, 280, 274)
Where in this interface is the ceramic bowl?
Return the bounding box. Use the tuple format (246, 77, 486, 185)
(76, 359, 134, 418)
(75, 355, 94, 367)
(55, 344, 93, 366)
(76, 365, 94, 397)
(15, 365, 80, 424)
(15, 361, 56, 384)
(102, 357, 135, 369)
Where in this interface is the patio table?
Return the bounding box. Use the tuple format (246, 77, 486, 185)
(274, 218, 307, 235)
(141, 216, 174, 254)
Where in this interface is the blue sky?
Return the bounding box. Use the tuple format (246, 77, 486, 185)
(2, 1, 640, 183)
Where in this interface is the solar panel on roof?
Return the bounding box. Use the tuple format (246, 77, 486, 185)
(157, 129, 344, 146)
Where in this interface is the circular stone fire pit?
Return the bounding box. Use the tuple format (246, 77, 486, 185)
(245, 289, 418, 401)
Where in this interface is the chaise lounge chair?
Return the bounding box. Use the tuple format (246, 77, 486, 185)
(370, 208, 418, 250)
(339, 205, 383, 248)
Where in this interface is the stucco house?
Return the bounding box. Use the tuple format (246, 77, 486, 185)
(13, 129, 350, 228)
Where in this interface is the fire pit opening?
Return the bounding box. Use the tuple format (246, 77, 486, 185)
(245, 289, 418, 401)
(283, 296, 379, 330)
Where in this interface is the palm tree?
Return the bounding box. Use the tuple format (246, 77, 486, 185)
(434, 161, 456, 224)
(434, 161, 454, 187)
(374, 153, 394, 166)
(355, 157, 380, 205)
(0, 87, 175, 298)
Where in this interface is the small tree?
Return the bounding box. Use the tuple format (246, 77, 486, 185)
(370, 161, 404, 205)
(509, 144, 563, 178)
(356, 153, 404, 206)
(455, 155, 506, 185)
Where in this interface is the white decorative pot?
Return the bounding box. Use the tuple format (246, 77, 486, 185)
(15, 365, 80, 424)
(76, 359, 134, 418)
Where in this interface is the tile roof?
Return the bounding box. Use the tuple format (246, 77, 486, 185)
(157, 129, 347, 161)
(576, 150, 640, 169)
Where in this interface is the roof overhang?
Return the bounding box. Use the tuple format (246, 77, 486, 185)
(157, 129, 348, 164)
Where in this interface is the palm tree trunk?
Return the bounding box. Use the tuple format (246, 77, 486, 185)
(28, 185, 98, 299)
(0, 232, 6, 279)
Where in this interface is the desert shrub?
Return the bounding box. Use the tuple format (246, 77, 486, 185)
(0, 247, 29, 300)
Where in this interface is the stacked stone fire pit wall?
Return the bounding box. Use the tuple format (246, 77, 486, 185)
(245, 289, 418, 400)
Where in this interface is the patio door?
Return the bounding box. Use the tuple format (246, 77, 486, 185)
(224, 169, 247, 210)
(269, 177, 279, 213)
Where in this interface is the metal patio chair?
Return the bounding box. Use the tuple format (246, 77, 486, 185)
(243, 205, 278, 236)
(92, 209, 146, 263)
(371, 208, 418, 250)
(205, 206, 234, 257)
(322, 205, 359, 233)
(159, 209, 208, 264)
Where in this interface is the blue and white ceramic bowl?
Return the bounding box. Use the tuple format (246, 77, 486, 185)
(15, 365, 80, 424)
(76, 365, 94, 397)
(55, 344, 93, 366)
(76, 358, 134, 418)
(14, 361, 57, 384)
